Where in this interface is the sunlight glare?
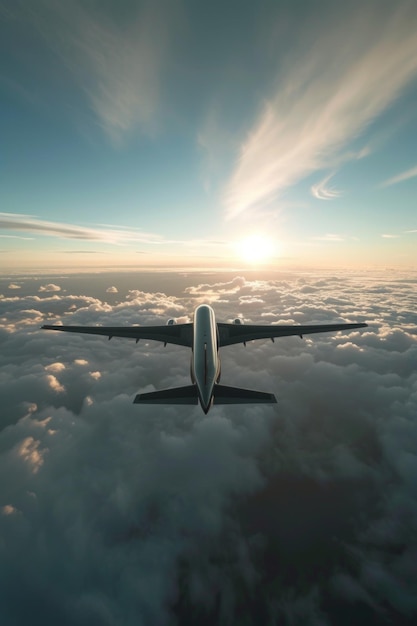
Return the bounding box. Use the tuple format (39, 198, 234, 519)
(235, 235, 277, 264)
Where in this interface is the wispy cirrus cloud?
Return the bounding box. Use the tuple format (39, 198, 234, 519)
(19, 0, 181, 142)
(0, 234, 33, 240)
(311, 172, 343, 200)
(0, 212, 228, 250)
(224, 2, 417, 219)
(380, 163, 417, 187)
(0, 212, 163, 244)
(312, 234, 344, 242)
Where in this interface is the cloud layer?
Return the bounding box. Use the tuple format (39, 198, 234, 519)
(1, 269, 417, 624)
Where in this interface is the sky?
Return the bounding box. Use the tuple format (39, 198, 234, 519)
(1, 268, 417, 624)
(1, 0, 417, 271)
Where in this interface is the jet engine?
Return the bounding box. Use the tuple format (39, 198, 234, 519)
(234, 317, 246, 346)
(167, 319, 176, 325)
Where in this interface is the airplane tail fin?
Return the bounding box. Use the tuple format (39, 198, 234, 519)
(213, 384, 277, 405)
(134, 384, 277, 407)
(134, 385, 198, 405)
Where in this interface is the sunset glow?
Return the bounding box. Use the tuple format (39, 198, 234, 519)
(235, 235, 277, 264)
(1, 2, 416, 271)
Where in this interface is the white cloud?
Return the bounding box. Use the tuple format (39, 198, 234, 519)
(106, 286, 118, 293)
(381, 163, 417, 187)
(45, 374, 65, 393)
(16, 436, 45, 473)
(312, 233, 344, 242)
(45, 362, 66, 373)
(38, 283, 61, 292)
(0, 212, 226, 250)
(24, 0, 181, 142)
(311, 172, 343, 200)
(381, 234, 401, 239)
(224, 3, 417, 218)
(8, 283, 21, 289)
(0, 234, 33, 240)
(0, 212, 162, 245)
(185, 276, 247, 297)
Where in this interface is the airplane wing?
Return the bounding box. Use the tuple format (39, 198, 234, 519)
(217, 322, 367, 347)
(41, 323, 193, 347)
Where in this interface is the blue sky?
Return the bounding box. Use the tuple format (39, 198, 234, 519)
(1, 0, 417, 270)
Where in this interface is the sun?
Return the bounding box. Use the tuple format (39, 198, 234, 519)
(235, 235, 277, 264)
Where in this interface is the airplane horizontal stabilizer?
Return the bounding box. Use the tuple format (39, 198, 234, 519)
(134, 385, 198, 405)
(213, 384, 277, 405)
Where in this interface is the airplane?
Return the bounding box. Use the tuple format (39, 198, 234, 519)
(42, 304, 367, 414)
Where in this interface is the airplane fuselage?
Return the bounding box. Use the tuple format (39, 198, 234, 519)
(190, 304, 221, 413)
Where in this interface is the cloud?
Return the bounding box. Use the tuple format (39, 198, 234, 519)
(185, 276, 247, 297)
(381, 234, 401, 239)
(38, 283, 61, 292)
(1, 504, 18, 516)
(380, 163, 417, 187)
(16, 436, 45, 473)
(0, 234, 33, 240)
(62, 250, 103, 254)
(0, 212, 162, 244)
(311, 172, 343, 200)
(20, 0, 181, 142)
(45, 362, 66, 373)
(45, 374, 65, 393)
(8, 283, 21, 289)
(106, 286, 118, 293)
(1, 269, 417, 623)
(312, 233, 344, 242)
(224, 2, 417, 218)
(0, 212, 227, 251)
